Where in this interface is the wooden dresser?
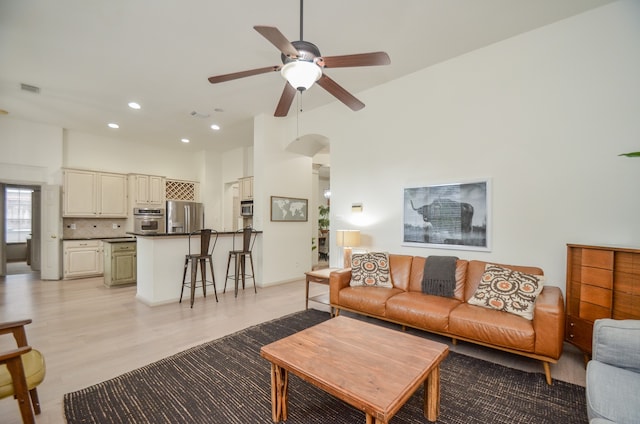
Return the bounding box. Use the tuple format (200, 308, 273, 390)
(565, 244, 640, 356)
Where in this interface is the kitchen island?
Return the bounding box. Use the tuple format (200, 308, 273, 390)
(132, 231, 262, 306)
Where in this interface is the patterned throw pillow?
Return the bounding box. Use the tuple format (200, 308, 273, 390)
(468, 264, 545, 320)
(349, 252, 393, 288)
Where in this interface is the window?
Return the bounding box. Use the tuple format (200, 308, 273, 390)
(5, 187, 33, 243)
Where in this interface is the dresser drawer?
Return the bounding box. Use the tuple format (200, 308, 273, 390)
(566, 316, 593, 354)
(581, 249, 613, 270)
(581, 266, 613, 289)
(580, 284, 612, 309)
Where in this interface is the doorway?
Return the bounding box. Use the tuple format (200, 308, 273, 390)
(223, 181, 240, 232)
(1, 184, 41, 276)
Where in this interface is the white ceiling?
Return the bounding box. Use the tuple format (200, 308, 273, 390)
(0, 0, 614, 152)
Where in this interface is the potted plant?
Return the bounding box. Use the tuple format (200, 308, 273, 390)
(318, 204, 330, 234)
(620, 152, 640, 157)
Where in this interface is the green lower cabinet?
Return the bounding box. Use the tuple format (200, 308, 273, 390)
(104, 242, 137, 287)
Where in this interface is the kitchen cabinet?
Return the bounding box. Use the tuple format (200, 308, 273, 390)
(104, 241, 137, 287)
(565, 244, 640, 356)
(63, 169, 128, 217)
(129, 174, 166, 207)
(239, 176, 253, 200)
(63, 240, 104, 279)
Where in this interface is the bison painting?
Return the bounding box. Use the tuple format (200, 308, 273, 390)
(410, 198, 474, 233)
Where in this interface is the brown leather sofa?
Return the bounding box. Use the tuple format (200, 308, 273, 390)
(329, 254, 565, 384)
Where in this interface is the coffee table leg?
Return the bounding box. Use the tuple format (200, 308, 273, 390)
(423, 365, 440, 422)
(270, 363, 289, 422)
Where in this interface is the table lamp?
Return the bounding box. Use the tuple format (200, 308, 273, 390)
(336, 230, 361, 268)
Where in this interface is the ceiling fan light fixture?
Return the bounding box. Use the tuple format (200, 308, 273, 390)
(281, 61, 321, 91)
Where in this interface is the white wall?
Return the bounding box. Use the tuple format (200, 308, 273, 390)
(0, 117, 63, 184)
(63, 130, 200, 180)
(299, 0, 640, 291)
(254, 114, 313, 285)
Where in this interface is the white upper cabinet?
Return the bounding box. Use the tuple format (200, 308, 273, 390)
(63, 169, 97, 216)
(239, 176, 253, 200)
(98, 172, 128, 217)
(130, 174, 166, 208)
(63, 169, 128, 217)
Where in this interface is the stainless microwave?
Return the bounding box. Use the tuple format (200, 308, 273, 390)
(240, 200, 253, 216)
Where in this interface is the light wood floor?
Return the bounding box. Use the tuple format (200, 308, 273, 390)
(0, 271, 586, 424)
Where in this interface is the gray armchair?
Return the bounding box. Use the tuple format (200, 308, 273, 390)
(586, 319, 640, 424)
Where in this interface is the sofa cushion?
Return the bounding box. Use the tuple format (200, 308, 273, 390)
(386, 292, 461, 333)
(449, 303, 535, 351)
(337, 286, 403, 317)
(467, 264, 545, 320)
(350, 252, 393, 288)
(388, 254, 415, 291)
(587, 360, 640, 424)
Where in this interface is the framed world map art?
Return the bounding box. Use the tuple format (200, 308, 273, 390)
(270, 196, 308, 222)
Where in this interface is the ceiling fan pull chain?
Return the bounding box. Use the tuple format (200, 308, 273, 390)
(299, 90, 304, 113)
(296, 92, 300, 138)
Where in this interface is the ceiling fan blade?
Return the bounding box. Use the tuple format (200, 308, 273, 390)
(274, 83, 297, 117)
(208, 66, 280, 84)
(321, 52, 390, 68)
(316, 74, 365, 111)
(254, 26, 299, 58)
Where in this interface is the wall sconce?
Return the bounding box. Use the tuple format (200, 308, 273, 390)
(336, 229, 361, 268)
(351, 203, 363, 213)
(323, 189, 331, 199)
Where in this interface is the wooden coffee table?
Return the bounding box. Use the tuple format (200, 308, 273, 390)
(260, 316, 449, 423)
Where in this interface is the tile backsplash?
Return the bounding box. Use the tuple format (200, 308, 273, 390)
(63, 218, 128, 239)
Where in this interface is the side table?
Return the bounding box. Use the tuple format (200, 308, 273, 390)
(304, 268, 339, 315)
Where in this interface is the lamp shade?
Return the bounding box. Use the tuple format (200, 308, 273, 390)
(280, 61, 322, 91)
(336, 230, 361, 248)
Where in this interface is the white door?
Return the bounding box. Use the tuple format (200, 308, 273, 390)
(41, 184, 61, 280)
(30, 189, 41, 271)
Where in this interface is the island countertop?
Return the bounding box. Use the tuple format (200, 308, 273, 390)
(127, 231, 262, 237)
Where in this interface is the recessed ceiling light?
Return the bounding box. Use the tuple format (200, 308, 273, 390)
(128, 102, 141, 110)
(181, 138, 190, 143)
(210, 124, 220, 131)
(108, 123, 119, 129)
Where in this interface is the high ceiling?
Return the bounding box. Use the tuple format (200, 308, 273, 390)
(0, 0, 614, 152)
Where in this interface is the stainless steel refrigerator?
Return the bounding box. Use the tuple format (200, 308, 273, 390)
(166, 201, 204, 233)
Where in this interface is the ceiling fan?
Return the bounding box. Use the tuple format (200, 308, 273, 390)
(207, 0, 390, 117)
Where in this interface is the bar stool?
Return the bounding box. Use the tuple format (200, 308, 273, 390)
(224, 227, 257, 297)
(180, 229, 218, 308)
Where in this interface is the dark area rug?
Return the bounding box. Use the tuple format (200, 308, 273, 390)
(64, 309, 587, 423)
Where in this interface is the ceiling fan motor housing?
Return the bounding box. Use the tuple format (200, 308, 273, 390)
(281, 40, 322, 64)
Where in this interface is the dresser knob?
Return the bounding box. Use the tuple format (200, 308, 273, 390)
(570, 322, 575, 327)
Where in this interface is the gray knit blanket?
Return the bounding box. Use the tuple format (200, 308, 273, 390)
(422, 256, 458, 297)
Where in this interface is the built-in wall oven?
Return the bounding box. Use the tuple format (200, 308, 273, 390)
(133, 208, 166, 234)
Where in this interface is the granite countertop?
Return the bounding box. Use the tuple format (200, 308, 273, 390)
(101, 238, 137, 243)
(63, 236, 136, 242)
(127, 230, 262, 237)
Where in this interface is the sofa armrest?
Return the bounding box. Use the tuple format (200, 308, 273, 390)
(592, 319, 640, 373)
(329, 268, 352, 305)
(532, 286, 565, 359)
